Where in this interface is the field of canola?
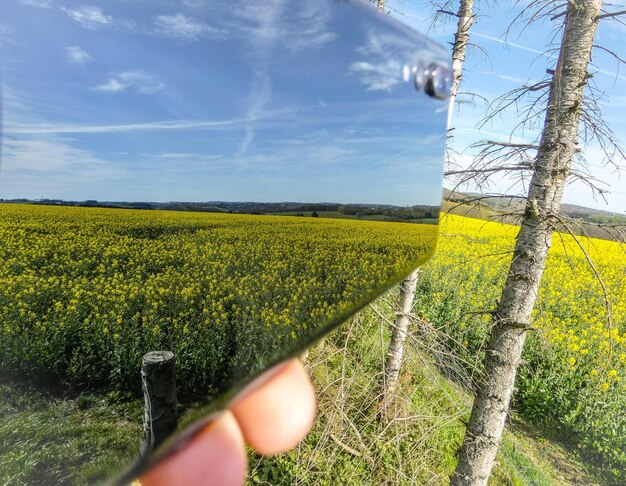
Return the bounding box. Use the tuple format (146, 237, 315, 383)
(419, 213, 626, 478)
(0, 204, 436, 398)
(2, 204, 625, 477)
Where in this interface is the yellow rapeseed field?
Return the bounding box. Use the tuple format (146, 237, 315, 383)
(431, 213, 626, 390)
(2, 204, 624, 472)
(0, 203, 436, 397)
(421, 213, 626, 472)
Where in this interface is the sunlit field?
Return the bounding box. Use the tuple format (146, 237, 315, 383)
(1, 205, 625, 483)
(417, 213, 626, 479)
(0, 204, 436, 399)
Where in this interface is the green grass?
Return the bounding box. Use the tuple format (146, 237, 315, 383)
(269, 211, 437, 224)
(441, 199, 499, 221)
(248, 303, 600, 485)
(0, 382, 142, 485)
(493, 433, 592, 486)
(0, 298, 602, 485)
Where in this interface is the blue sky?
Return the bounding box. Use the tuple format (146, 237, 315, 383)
(1, 0, 450, 206)
(388, 0, 626, 214)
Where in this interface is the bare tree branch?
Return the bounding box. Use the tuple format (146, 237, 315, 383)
(436, 8, 460, 17)
(593, 44, 626, 64)
(597, 8, 626, 19)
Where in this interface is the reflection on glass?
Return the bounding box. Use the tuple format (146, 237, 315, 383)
(0, 0, 449, 483)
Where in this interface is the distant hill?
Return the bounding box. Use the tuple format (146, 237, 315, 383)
(442, 189, 626, 242)
(0, 199, 439, 225)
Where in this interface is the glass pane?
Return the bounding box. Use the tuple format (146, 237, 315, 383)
(0, 0, 450, 483)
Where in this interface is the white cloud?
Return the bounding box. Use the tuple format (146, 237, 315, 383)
(478, 71, 529, 84)
(4, 117, 256, 135)
(19, 0, 51, 7)
(94, 71, 164, 95)
(349, 60, 403, 92)
(230, 1, 335, 53)
(153, 14, 220, 41)
(181, 0, 207, 7)
(95, 78, 126, 92)
(228, 1, 336, 156)
(349, 30, 444, 92)
(61, 6, 112, 29)
(473, 31, 626, 83)
(66, 46, 93, 64)
(0, 135, 130, 200)
(155, 152, 199, 159)
(237, 73, 271, 156)
(473, 32, 547, 57)
(1, 136, 127, 184)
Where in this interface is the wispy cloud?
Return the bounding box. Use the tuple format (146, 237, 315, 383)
(146, 152, 225, 168)
(591, 64, 626, 83)
(229, 2, 283, 157)
(309, 146, 356, 161)
(349, 60, 402, 92)
(153, 14, 221, 41)
(478, 70, 529, 84)
(95, 78, 126, 92)
(94, 71, 164, 94)
(230, 1, 335, 54)
(154, 152, 199, 160)
(66, 46, 93, 64)
(0, 135, 130, 200)
(19, 0, 51, 7)
(4, 117, 258, 135)
(349, 31, 431, 92)
(228, 0, 335, 156)
(473, 32, 546, 57)
(474, 31, 626, 82)
(180, 0, 207, 8)
(237, 73, 271, 156)
(61, 5, 112, 29)
(3, 137, 113, 173)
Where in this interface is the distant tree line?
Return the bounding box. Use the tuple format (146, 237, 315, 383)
(1, 199, 439, 222)
(338, 204, 438, 220)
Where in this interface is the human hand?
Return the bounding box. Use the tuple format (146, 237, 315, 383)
(138, 359, 316, 486)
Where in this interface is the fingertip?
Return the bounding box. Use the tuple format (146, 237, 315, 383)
(231, 359, 316, 456)
(139, 411, 247, 486)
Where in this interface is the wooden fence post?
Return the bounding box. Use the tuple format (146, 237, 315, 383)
(141, 351, 177, 454)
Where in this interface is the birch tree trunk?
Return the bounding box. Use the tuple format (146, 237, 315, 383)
(451, 1, 602, 484)
(381, 268, 419, 410)
(380, 0, 475, 415)
(448, 0, 475, 127)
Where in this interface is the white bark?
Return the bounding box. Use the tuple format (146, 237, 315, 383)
(378, 0, 476, 418)
(448, 0, 475, 127)
(381, 268, 419, 410)
(451, 1, 602, 484)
